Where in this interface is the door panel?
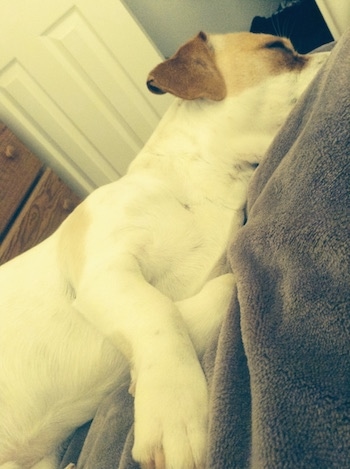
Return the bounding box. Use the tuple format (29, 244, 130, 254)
(0, 0, 172, 196)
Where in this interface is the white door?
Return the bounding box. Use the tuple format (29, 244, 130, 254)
(0, 0, 172, 196)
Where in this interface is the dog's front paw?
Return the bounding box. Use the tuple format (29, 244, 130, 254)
(132, 359, 208, 469)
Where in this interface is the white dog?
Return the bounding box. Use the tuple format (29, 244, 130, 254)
(0, 32, 329, 469)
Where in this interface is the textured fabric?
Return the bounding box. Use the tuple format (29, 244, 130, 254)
(59, 383, 134, 469)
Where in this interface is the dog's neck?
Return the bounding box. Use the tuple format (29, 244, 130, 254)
(127, 91, 275, 212)
(132, 75, 298, 174)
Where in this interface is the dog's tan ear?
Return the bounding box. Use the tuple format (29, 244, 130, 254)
(147, 32, 226, 101)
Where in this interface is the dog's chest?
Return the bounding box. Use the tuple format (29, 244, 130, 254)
(80, 169, 246, 300)
(136, 201, 238, 300)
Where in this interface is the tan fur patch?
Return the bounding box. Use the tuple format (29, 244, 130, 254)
(209, 32, 309, 96)
(147, 32, 226, 101)
(58, 202, 90, 289)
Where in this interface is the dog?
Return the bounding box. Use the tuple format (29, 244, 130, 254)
(0, 31, 329, 469)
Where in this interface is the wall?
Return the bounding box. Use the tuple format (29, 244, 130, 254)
(122, 0, 281, 58)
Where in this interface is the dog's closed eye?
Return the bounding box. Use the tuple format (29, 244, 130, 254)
(265, 40, 289, 50)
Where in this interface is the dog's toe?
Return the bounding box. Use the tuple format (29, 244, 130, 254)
(140, 450, 166, 469)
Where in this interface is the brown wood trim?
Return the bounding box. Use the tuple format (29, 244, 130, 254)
(0, 168, 81, 264)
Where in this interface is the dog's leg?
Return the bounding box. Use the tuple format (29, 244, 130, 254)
(0, 463, 22, 469)
(0, 453, 59, 469)
(176, 273, 235, 358)
(73, 256, 208, 469)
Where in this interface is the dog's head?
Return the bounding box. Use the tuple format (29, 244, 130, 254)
(147, 31, 309, 100)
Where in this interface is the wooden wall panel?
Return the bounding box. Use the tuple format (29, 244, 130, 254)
(0, 168, 81, 264)
(0, 126, 43, 239)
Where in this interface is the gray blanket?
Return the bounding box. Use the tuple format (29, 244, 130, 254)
(60, 28, 350, 469)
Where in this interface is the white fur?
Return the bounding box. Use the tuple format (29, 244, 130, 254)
(0, 32, 329, 469)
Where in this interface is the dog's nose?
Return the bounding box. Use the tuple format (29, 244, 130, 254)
(146, 79, 166, 95)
